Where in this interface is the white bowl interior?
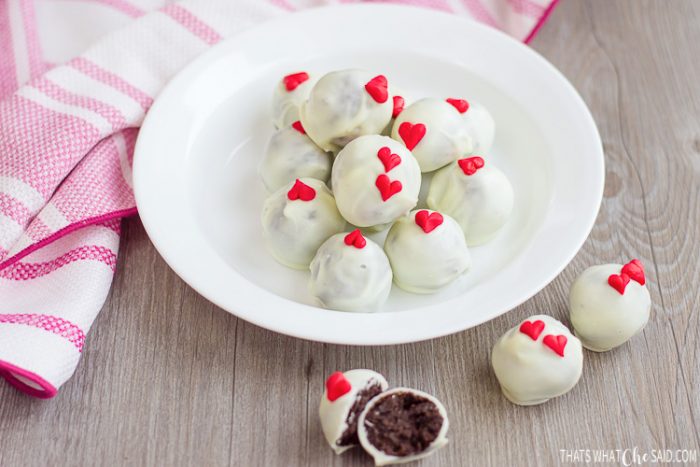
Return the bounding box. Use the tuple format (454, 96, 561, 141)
(189, 50, 552, 311)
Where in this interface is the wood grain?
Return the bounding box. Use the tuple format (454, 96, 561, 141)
(1, 1, 699, 465)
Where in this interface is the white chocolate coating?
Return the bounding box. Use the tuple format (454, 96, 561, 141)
(384, 210, 470, 294)
(300, 69, 393, 152)
(309, 233, 392, 312)
(462, 100, 495, 154)
(391, 98, 472, 173)
(271, 73, 315, 129)
(491, 315, 583, 406)
(319, 369, 389, 454)
(261, 178, 345, 269)
(259, 126, 331, 192)
(569, 264, 651, 352)
(332, 135, 421, 228)
(416, 172, 434, 209)
(358, 387, 449, 466)
(427, 161, 513, 246)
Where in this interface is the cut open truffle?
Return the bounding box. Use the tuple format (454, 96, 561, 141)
(358, 388, 449, 466)
(319, 369, 389, 454)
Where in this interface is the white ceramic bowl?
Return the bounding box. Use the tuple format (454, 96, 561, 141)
(133, 4, 604, 345)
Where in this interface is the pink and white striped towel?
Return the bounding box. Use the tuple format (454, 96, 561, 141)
(0, 0, 558, 398)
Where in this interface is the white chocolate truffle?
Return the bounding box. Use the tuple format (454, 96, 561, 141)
(261, 178, 345, 269)
(569, 260, 651, 352)
(259, 122, 331, 192)
(300, 69, 393, 152)
(491, 315, 583, 406)
(309, 230, 392, 312)
(461, 100, 495, 153)
(358, 388, 449, 466)
(427, 157, 513, 246)
(332, 135, 421, 228)
(319, 369, 389, 454)
(272, 71, 315, 129)
(384, 209, 470, 294)
(391, 98, 472, 173)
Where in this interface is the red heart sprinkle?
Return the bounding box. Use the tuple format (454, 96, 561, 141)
(398, 122, 426, 151)
(543, 334, 567, 357)
(365, 75, 388, 103)
(287, 179, 316, 202)
(446, 98, 470, 114)
(325, 371, 352, 402)
(291, 120, 305, 134)
(282, 72, 309, 92)
(377, 146, 401, 172)
(344, 229, 367, 249)
(519, 319, 545, 341)
(414, 210, 443, 233)
(392, 95, 405, 118)
(458, 156, 485, 176)
(608, 273, 631, 295)
(621, 259, 645, 285)
(375, 174, 402, 201)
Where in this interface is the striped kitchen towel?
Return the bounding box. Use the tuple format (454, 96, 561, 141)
(0, 0, 559, 398)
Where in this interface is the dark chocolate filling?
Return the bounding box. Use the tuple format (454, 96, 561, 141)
(336, 382, 384, 447)
(363, 391, 443, 457)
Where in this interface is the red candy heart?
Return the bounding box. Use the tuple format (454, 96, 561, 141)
(291, 120, 305, 134)
(344, 229, 366, 249)
(608, 273, 631, 295)
(543, 334, 567, 357)
(365, 75, 389, 103)
(377, 146, 401, 172)
(325, 371, 352, 402)
(375, 174, 402, 201)
(458, 156, 485, 176)
(282, 72, 309, 92)
(287, 179, 316, 202)
(392, 95, 405, 118)
(519, 319, 545, 341)
(414, 210, 443, 233)
(446, 98, 470, 114)
(398, 122, 426, 151)
(621, 259, 645, 285)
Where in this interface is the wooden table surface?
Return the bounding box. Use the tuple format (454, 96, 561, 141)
(2, 1, 699, 466)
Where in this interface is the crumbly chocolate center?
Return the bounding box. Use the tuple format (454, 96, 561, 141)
(337, 382, 384, 447)
(364, 391, 443, 457)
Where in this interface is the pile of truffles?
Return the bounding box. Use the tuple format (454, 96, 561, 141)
(260, 69, 512, 311)
(319, 369, 448, 465)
